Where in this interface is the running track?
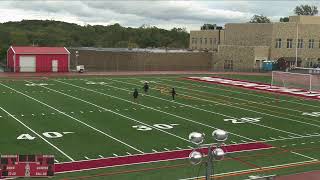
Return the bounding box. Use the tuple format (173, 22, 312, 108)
(55, 142, 272, 173)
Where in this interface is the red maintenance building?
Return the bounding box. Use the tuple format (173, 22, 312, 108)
(7, 46, 70, 72)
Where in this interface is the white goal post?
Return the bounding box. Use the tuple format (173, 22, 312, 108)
(271, 71, 320, 92)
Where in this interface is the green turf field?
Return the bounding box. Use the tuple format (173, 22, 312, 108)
(0, 74, 319, 180)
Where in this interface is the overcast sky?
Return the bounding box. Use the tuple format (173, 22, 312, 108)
(0, 0, 319, 31)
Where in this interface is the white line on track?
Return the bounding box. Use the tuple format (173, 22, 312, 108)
(107, 79, 303, 137)
(2, 81, 144, 154)
(0, 106, 75, 162)
(178, 160, 318, 180)
(31, 80, 192, 146)
(62, 79, 255, 141)
(291, 151, 318, 161)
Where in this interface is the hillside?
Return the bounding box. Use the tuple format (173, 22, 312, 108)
(0, 20, 190, 61)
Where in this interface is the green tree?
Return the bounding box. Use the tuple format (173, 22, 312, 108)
(249, 15, 271, 23)
(294, 5, 318, 15)
(280, 17, 289, 22)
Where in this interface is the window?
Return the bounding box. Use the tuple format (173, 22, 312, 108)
(309, 39, 315, 48)
(204, 38, 207, 45)
(297, 39, 303, 48)
(224, 60, 233, 70)
(287, 39, 293, 48)
(200, 38, 202, 44)
(275, 38, 282, 48)
(209, 38, 212, 45)
(214, 38, 217, 45)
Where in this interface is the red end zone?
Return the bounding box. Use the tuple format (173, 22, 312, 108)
(186, 76, 320, 100)
(55, 142, 272, 173)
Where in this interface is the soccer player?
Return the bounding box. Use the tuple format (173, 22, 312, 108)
(133, 88, 139, 102)
(143, 82, 149, 94)
(170, 88, 176, 100)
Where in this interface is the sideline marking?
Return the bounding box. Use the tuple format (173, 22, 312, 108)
(162, 78, 320, 109)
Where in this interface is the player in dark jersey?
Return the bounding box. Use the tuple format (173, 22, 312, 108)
(133, 88, 139, 102)
(143, 82, 149, 94)
(171, 88, 176, 100)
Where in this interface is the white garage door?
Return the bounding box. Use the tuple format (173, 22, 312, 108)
(20, 56, 36, 72)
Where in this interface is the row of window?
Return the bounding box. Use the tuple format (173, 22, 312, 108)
(275, 38, 319, 49)
(191, 37, 218, 45)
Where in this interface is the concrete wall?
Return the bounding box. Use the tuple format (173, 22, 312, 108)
(69, 49, 213, 71)
(224, 23, 273, 46)
(213, 45, 256, 71)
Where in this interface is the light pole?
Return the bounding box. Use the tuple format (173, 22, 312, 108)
(75, 50, 79, 67)
(189, 129, 228, 180)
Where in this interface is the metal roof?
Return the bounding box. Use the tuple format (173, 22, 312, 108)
(11, 46, 70, 54)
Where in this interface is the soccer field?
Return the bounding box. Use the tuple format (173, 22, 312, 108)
(0, 74, 319, 179)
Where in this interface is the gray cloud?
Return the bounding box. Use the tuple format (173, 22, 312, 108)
(0, 1, 319, 31)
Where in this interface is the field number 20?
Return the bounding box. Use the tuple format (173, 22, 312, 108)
(132, 124, 179, 131)
(17, 132, 71, 140)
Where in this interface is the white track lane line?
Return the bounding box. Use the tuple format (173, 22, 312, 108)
(178, 159, 318, 180)
(0, 106, 74, 162)
(1, 82, 144, 154)
(55, 79, 255, 141)
(28, 80, 191, 145)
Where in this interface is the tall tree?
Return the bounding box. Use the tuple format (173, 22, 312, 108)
(249, 15, 271, 23)
(294, 5, 318, 15)
(201, 24, 217, 30)
(280, 17, 289, 22)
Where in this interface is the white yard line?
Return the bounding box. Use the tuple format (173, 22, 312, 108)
(108, 79, 304, 137)
(159, 78, 307, 114)
(145, 79, 320, 128)
(29, 81, 191, 146)
(1, 82, 144, 154)
(0, 106, 74, 162)
(55, 79, 255, 141)
(161, 78, 320, 109)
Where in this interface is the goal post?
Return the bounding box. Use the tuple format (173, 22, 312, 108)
(271, 71, 313, 92)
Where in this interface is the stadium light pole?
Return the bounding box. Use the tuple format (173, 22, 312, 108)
(295, 22, 298, 68)
(75, 50, 79, 67)
(189, 129, 228, 180)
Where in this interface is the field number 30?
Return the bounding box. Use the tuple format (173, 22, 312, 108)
(132, 124, 179, 131)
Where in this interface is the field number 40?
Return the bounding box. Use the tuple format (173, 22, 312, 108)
(17, 132, 73, 140)
(132, 124, 179, 131)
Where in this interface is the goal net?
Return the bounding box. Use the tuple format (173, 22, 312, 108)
(271, 71, 320, 92)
